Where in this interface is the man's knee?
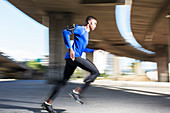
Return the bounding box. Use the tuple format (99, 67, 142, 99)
(84, 70, 100, 83)
(92, 69, 100, 78)
(96, 70, 100, 76)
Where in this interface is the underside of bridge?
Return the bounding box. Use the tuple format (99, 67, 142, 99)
(7, 0, 170, 82)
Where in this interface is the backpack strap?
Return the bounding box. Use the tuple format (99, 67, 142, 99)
(65, 24, 75, 31)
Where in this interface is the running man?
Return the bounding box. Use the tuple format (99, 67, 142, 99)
(41, 16, 100, 113)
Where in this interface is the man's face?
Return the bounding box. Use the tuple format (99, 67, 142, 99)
(88, 19, 97, 31)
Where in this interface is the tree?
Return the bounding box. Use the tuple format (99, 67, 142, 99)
(26, 60, 45, 73)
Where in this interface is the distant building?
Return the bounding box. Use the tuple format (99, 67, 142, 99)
(92, 51, 157, 76)
(93, 51, 118, 75)
(36, 55, 49, 66)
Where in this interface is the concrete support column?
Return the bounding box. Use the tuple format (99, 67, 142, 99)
(83, 53, 94, 76)
(134, 61, 145, 75)
(113, 55, 120, 76)
(155, 45, 169, 82)
(86, 53, 93, 63)
(47, 13, 73, 83)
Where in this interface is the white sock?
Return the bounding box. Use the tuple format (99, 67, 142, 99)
(73, 89, 79, 94)
(45, 101, 51, 105)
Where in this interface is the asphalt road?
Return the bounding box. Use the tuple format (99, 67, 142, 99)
(0, 79, 170, 113)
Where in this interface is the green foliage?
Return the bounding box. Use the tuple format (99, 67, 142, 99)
(121, 73, 130, 76)
(98, 73, 109, 78)
(26, 61, 46, 72)
(131, 62, 135, 73)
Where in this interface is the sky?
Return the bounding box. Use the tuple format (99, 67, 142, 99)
(115, 5, 154, 54)
(0, 0, 49, 61)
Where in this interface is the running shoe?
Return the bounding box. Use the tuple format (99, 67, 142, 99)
(41, 102, 57, 113)
(69, 90, 84, 104)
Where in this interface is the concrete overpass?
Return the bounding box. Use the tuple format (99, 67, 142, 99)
(7, 0, 170, 82)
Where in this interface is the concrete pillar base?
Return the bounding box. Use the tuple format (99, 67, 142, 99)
(86, 53, 93, 63)
(155, 45, 169, 82)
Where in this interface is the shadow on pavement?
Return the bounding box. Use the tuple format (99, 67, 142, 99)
(0, 98, 41, 104)
(0, 103, 66, 113)
(1, 80, 170, 113)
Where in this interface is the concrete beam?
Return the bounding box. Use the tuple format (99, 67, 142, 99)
(82, 0, 125, 5)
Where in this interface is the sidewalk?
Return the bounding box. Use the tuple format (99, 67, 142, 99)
(0, 79, 170, 113)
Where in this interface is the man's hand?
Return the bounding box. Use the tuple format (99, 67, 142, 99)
(69, 48, 75, 61)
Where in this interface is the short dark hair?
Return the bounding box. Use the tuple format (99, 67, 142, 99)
(85, 16, 97, 25)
